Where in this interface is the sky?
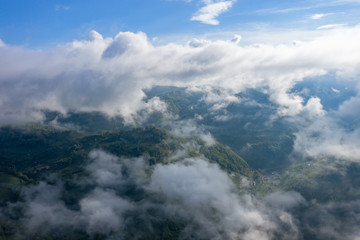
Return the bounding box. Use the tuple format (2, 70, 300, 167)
(1, 0, 360, 47)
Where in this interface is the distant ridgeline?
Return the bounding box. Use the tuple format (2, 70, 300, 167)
(43, 86, 297, 170)
(0, 125, 258, 191)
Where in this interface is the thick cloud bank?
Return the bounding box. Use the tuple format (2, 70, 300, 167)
(1, 26, 360, 159)
(1, 26, 360, 122)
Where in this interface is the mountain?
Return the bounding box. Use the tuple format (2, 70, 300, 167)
(0, 124, 263, 240)
(1, 85, 360, 240)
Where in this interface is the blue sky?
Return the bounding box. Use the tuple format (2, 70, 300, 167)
(1, 0, 360, 47)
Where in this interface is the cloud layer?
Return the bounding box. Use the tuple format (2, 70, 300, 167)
(2, 150, 309, 239)
(1, 26, 360, 160)
(2, 149, 358, 239)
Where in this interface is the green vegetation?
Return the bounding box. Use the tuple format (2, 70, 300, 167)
(276, 159, 360, 202)
(0, 123, 262, 240)
(147, 87, 295, 171)
(1, 87, 358, 239)
(201, 144, 257, 178)
(0, 123, 258, 198)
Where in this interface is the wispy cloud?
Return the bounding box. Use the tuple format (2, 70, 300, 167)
(4, 148, 360, 239)
(310, 13, 330, 20)
(55, 4, 70, 11)
(191, 0, 236, 25)
(5, 149, 307, 239)
(317, 23, 346, 29)
(256, 0, 359, 15)
(256, 5, 315, 14)
(335, 0, 360, 3)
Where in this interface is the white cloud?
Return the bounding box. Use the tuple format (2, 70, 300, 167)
(310, 13, 329, 20)
(294, 117, 360, 161)
(336, 0, 360, 3)
(55, 4, 70, 11)
(88, 30, 103, 41)
(317, 23, 346, 29)
(5, 149, 360, 239)
(191, 0, 236, 25)
(231, 34, 242, 43)
(256, 0, 360, 14)
(79, 188, 132, 235)
(166, 118, 216, 146)
(1, 26, 360, 128)
(0, 39, 5, 47)
(6, 150, 307, 239)
(303, 97, 325, 117)
(149, 158, 275, 238)
(188, 38, 212, 47)
(332, 87, 340, 93)
(148, 157, 306, 239)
